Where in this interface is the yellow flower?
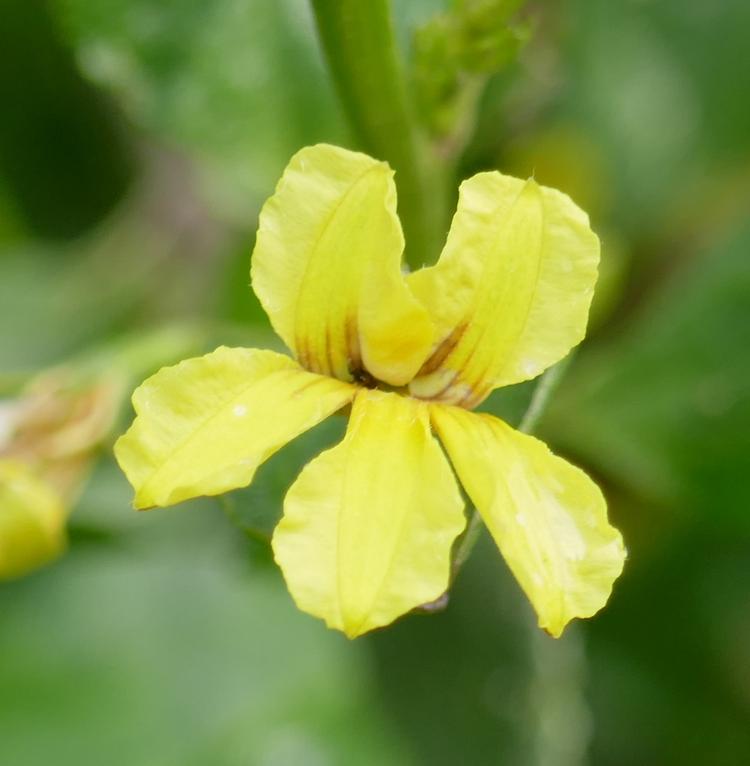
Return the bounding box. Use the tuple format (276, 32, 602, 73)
(0, 368, 122, 580)
(0, 459, 66, 579)
(115, 144, 625, 638)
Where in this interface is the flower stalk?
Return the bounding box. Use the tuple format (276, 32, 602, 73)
(309, 0, 445, 267)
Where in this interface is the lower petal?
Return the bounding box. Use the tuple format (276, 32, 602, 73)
(431, 404, 625, 637)
(115, 347, 355, 509)
(273, 389, 466, 638)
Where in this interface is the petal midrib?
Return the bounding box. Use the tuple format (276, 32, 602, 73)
(292, 163, 385, 378)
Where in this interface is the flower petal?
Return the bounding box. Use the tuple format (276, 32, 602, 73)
(115, 347, 355, 509)
(408, 173, 599, 407)
(251, 144, 434, 386)
(273, 389, 465, 638)
(0, 459, 66, 579)
(431, 405, 625, 637)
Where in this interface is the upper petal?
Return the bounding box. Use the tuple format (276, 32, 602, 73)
(273, 389, 465, 638)
(0, 459, 66, 579)
(114, 347, 354, 509)
(431, 404, 625, 637)
(251, 144, 434, 386)
(408, 173, 600, 407)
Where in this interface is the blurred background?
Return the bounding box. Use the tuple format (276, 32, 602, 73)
(1, 0, 749, 764)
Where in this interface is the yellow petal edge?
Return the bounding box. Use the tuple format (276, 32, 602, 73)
(115, 347, 355, 509)
(431, 405, 625, 637)
(273, 389, 466, 638)
(251, 143, 434, 387)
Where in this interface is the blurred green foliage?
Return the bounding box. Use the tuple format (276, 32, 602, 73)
(413, 0, 529, 145)
(547, 220, 750, 518)
(57, 0, 345, 215)
(1, 0, 749, 764)
(0, 0, 133, 239)
(1, 473, 408, 766)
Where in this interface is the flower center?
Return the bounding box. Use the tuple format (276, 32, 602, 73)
(350, 367, 379, 389)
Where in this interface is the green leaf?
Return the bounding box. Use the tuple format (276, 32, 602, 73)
(0, 465, 410, 765)
(543, 218, 750, 523)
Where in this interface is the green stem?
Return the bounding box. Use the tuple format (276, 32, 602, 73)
(218, 496, 272, 545)
(529, 623, 590, 765)
(310, 0, 443, 267)
(519, 352, 575, 435)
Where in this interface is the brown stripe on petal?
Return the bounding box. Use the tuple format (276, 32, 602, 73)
(418, 322, 468, 377)
(451, 343, 487, 401)
(295, 333, 312, 371)
(289, 374, 328, 399)
(324, 323, 336, 378)
(411, 370, 459, 402)
(345, 315, 362, 372)
(456, 381, 491, 410)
